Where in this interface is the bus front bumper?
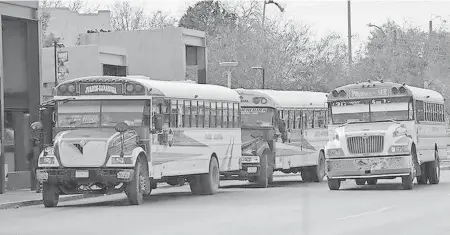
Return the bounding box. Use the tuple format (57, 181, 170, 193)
(36, 168, 135, 184)
(326, 155, 413, 180)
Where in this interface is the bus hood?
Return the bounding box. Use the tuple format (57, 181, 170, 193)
(54, 129, 136, 167)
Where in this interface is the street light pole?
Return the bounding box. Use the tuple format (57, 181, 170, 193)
(219, 61, 239, 88)
(54, 41, 58, 87)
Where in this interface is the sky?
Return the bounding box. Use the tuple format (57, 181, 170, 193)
(60, 0, 450, 50)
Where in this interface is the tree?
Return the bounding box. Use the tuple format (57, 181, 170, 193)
(178, 0, 237, 36)
(109, 0, 176, 31)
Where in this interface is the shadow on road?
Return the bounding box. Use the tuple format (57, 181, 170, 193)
(220, 179, 314, 189)
(340, 183, 433, 191)
(57, 190, 237, 208)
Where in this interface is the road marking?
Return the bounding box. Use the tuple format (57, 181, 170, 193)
(337, 206, 394, 221)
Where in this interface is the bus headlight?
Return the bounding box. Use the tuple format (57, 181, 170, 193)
(389, 145, 410, 154)
(327, 148, 344, 157)
(111, 157, 133, 164)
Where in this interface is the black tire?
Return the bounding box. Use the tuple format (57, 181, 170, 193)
(428, 150, 440, 184)
(42, 183, 59, 208)
(126, 159, 147, 205)
(366, 179, 377, 185)
(248, 176, 257, 183)
(312, 151, 326, 182)
(166, 178, 185, 186)
(355, 179, 366, 185)
(328, 178, 341, 190)
(417, 163, 428, 185)
(401, 173, 414, 190)
(200, 157, 220, 195)
(256, 152, 272, 188)
(188, 175, 203, 195)
(301, 169, 313, 182)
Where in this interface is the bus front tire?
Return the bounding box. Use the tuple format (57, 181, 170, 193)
(312, 151, 326, 182)
(366, 179, 377, 185)
(401, 174, 414, 190)
(417, 163, 428, 185)
(328, 178, 341, 190)
(428, 150, 440, 184)
(355, 179, 366, 185)
(42, 182, 59, 208)
(126, 159, 148, 205)
(256, 151, 273, 188)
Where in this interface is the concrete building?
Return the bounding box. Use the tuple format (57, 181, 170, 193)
(41, 7, 111, 46)
(78, 27, 207, 84)
(0, 1, 41, 193)
(41, 45, 127, 101)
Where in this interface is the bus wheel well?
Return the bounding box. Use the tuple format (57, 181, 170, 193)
(435, 144, 438, 151)
(211, 153, 219, 167)
(137, 153, 148, 169)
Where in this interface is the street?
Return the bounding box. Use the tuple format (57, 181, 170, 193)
(1, 172, 450, 235)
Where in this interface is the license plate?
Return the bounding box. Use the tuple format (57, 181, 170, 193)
(247, 167, 257, 173)
(75, 170, 89, 178)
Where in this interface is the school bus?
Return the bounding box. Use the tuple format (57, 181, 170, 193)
(34, 76, 242, 207)
(229, 89, 328, 186)
(326, 80, 446, 190)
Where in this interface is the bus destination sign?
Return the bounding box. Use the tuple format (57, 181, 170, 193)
(349, 88, 389, 98)
(80, 83, 123, 95)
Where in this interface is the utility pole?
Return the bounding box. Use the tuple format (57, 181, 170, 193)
(425, 20, 433, 88)
(347, 0, 352, 71)
(54, 41, 58, 87)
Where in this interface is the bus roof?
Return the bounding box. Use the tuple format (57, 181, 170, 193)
(328, 81, 445, 104)
(235, 88, 327, 109)
(55, 76, 240, 102)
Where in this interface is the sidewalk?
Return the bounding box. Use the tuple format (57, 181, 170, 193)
(0, 189, 101, 210)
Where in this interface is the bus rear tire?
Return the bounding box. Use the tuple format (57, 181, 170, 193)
(328, 178, 341, 190)
(428, 150, 440, 184)
(312, 151, 326, 182)
(42, 183, 59, 208)
(200, 157, 220, 195)
(256, 151, 272, 188)
(355, 179, 366, 185)
(301, 169, 313, 182)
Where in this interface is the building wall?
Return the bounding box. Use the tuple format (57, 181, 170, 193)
(42, 8, 111, 46)
(0, 1, 41, 190)
(78, 27, 207, 83)
(41, 45, 126, 100)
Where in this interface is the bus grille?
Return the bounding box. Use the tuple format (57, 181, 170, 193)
(347, 135, 384, 154)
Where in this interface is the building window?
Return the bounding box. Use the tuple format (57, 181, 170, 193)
(103, 64, 127, 76)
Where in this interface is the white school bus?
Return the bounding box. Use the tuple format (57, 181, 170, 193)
(325, 81, 447, 190)
(34, 76, 242, 207)
(231, 89, 328, 186)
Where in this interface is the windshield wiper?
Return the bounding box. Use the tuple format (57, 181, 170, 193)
(339, 120, 361, 127)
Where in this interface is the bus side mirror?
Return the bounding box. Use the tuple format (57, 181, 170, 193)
(30, 121, 43, 131)
(115, 121, 130, 133)
(154, 114, 163, 132)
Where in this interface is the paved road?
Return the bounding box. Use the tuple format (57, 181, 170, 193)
(1, 172, 450, 235)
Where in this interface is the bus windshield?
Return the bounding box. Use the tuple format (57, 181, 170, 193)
(241, 107, 274, 127)
(330, 97, 413, 124)
(56, 100, 148, 128)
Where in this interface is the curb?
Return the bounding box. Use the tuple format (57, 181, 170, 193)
(0, 194, 103, 210)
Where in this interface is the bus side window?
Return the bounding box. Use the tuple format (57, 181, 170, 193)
(234, 103, 239, 128)
(211, 102, 217, 128)
(191, 101, 198, 127)
(204, 101, 210, 128)
(198, 101, 204, 128)
(295, 110, 302, 129)
(222, 102, 228, 128)
(184, 100, 190, 127)
(315, 110, 326, 128)
(304, 110, 314, 129)
(416, 100, 424, 121)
